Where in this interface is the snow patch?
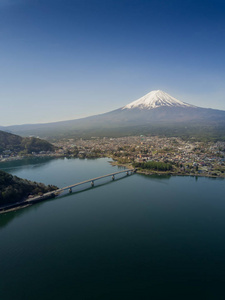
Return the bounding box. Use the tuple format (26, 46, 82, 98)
(122, 90, 195, 110)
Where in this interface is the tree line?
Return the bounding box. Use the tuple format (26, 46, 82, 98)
(0, 170, 58, 206)
(133, 161, 173, 171)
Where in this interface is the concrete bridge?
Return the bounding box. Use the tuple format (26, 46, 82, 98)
(56, 168, 136, 194)
(0, 168, 136, 213)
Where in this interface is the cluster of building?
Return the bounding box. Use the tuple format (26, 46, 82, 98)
(1, 135, 225, 177)
(53, 136, 225, 177)
(0, 150, 55, 161)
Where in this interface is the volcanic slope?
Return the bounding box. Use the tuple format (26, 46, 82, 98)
(4, 90, 225, 140)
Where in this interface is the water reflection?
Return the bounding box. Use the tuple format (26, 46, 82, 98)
(141, 173, 172, 180)
(58, 173, 131, 198)
(1, 158, 225, 299)
(0, 208, 29, 229)
(0, 172, 133, 228)
(0, 157, 55, 172)
(137, 173, 171, 185)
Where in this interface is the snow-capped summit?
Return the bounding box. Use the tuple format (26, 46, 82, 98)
(4, 89, 225, 139)
(122, 90, 195, 110)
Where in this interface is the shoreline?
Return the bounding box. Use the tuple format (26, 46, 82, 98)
(136, 170, 224, 178)
(1, 155, 224, 179)
(110, 161, 225, 179)
(1, 158, 224, 215)
(0, 191, 59, 215)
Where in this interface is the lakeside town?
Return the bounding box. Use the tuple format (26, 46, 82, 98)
(1, 135, 225, 178)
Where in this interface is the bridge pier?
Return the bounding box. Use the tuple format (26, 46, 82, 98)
(59, 169, 135, 193)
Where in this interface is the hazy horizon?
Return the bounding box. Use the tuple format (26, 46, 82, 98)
(2, 88, 225, 128)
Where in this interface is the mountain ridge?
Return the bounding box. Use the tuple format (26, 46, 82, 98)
(0, 130, 55, 154)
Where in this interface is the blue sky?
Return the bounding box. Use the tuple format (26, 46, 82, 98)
(0, 0, 225, 126)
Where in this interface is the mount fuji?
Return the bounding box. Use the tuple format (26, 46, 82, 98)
(3, 90, 225, 139)
(122, 90, 195, 110)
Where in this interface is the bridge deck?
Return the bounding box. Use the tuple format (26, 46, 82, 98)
(0, 168, 136, 213)
(57, 168, 135, 192)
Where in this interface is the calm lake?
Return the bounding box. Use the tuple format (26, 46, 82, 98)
(0, 157, 225, 299)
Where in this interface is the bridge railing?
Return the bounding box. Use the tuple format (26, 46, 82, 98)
(56, 168, 136, 193)
(0, 168, 136, 213)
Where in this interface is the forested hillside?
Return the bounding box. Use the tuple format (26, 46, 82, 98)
(0, 170, 58, 206)
(0, 130, 55, 154)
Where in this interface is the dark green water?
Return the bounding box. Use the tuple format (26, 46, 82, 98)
(0, 157, 225, 299)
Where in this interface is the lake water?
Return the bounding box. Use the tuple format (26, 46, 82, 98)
(0, 157, 225, 299)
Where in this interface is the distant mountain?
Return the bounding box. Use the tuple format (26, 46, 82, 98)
(2, 90, 225, 140)
(0, 130, 55, 154)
